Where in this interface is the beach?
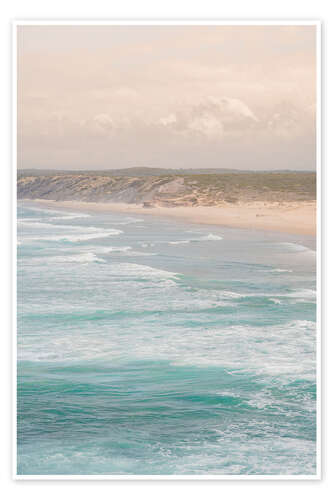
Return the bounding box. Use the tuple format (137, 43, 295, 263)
(28, 199, 316, 236)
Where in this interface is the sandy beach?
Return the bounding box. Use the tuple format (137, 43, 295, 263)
(27, 199, 316, 236)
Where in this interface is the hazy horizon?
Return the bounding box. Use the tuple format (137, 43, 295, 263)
(18, 24, 317, 171)
(18, 166, 316, 172)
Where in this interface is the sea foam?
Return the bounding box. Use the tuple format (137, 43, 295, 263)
(50, 252, 106, 264)
(168, 233, 223, 245)
(25, 229, 123, 243)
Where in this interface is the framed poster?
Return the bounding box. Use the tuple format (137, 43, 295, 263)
(14, 21, 321, 479)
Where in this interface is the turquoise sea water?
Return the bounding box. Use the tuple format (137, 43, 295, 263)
(17, 201, 317, 475)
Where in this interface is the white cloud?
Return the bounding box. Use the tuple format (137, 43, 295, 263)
(157, 96, 259, 139)
(266, 101, 314, 138)
(92, 114, 114, 135)
(158, 113, 178, 126)
(187, 115, 224, 138)
(204, 96, 259, 123)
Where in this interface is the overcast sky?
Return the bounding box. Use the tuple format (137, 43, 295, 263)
(17, 25, 317, 170)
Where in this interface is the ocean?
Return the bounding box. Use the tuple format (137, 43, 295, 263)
(17, 201, 317, 476)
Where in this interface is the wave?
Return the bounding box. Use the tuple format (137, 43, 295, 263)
(94, 246, 157, 257)
(119, 251, 157, 257)
(199, 233, 223, 241)
(287, 288, 316, 299)
(25, 207, 69, 216)
(18, 220, 86, 230)
(50, 213, 91, 220)
(48, 252, 106, 264)
(199, 288, 316, 304)
(18, 220, 47, 227)
(168, 240, 191, 245)
(18, 217, 41, 223)
(141, 242, 155, 248)
(236, 288, 316, 303)
(267, 268, 293, 273)
(25, 206, 91, 220)
(168, 233, 223, 245)
(279, 242, 316, 258)
(19, 220, 118, 233)
(216, 290, 244, 299)
(107, 262, 180, 280)
(269, 298, 282, 304)
(26, 230, 122, 243)
(111, 217, 144, 225)
(96, 246, 132, 253)
(19, 318, 316, 382)
(280, 242, 314, 252)
(169, 319, 316, 376)
(18, 209, 92, 228)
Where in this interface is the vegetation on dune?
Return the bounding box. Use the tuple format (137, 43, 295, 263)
(17, 171, 316, 206)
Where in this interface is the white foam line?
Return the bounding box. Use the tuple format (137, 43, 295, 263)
(25, 230, 122, 242)
(49, 252, 106, 264)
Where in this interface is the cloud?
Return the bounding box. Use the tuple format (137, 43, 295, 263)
(158, 96, 259, 139)
(266, 101, 315, 138)
(158, 114, 178, 126)
(187, 115, 225, 138)
(193, 97, 259, 123)
(91, 114, 115, 135)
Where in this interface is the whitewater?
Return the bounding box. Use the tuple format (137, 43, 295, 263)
(17, 201, 317, 476)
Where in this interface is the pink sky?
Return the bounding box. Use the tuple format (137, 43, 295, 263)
(17, 25, 317, 170)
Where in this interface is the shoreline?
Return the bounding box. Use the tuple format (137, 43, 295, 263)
(21, 199, 316, 236)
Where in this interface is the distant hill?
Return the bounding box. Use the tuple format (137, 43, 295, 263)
(17, 167, 315, 178)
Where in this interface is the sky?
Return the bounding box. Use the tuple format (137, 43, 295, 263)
(17, 24, 317, 171)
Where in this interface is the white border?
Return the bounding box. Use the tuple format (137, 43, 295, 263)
(316, 21, 322, 481)
(12, 17, 18, 484)
(12, 20, 322, 481)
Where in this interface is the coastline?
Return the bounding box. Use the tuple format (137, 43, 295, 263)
(21, 199, 316, 236)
